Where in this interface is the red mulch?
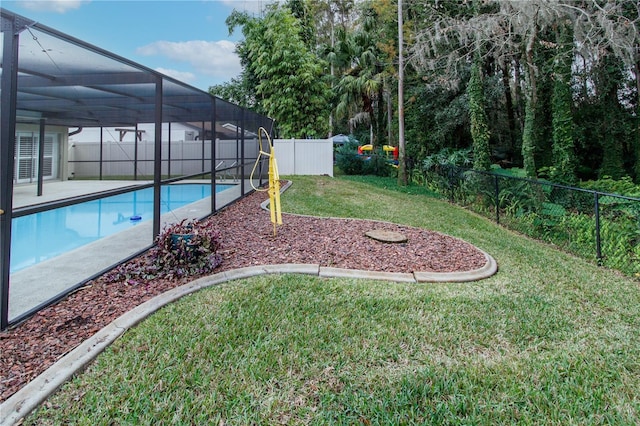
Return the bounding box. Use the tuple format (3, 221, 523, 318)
(0, 189, 487, 402)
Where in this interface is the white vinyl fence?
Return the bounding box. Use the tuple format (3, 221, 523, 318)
(69, 138, 333, 178)
(273, 139, 333, 177)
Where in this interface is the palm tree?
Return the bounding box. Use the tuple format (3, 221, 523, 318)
(330, 5, 386, 146)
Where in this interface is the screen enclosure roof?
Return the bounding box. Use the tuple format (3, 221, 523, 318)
(1, 8, 271, 129)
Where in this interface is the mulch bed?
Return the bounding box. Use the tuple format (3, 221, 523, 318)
(1, 188, 487, 403)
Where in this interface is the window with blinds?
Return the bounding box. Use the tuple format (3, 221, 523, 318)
(14, 132, 59, 183)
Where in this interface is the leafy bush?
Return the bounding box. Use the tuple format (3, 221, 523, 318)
(414, 148, 473, 196)
(363, 154, 394, 177)
(490, 165, 528, 178)
(497, 178, 540, 215)
(559, 212, 640, 276)
(336, 140, 394, 177)
(422, 147, 472, 171)
(335, 140, 365, 175)
(105, 219, 222, 284)
(579, 176, 640, 197)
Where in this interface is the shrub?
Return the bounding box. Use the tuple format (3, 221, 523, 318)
(335, 140, 365, 175)
(421, 147, 473, 171)
(415, 149, 473, 199)
(105, 219, 222, 284)
(363, 154, 394, 177)
(336, 140, 394, 177)
(579, 176, 640, 197)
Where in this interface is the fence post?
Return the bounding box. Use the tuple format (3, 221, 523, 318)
(134, 123, 139, 180)
(99, 127, 104, 180)
(210, 98, 216, 213)
(447, 166, 454, 202)
(167, 122, 172, 178)
(0, 15, 19, 330)
(594, 191, 603, 265)
(494, 174, 500, 224)
(240, 109, 245, 195)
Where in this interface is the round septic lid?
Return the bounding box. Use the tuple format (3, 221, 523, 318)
(365, 229, 408, 243)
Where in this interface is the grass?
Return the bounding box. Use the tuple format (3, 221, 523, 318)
(26, 175, 640, 425)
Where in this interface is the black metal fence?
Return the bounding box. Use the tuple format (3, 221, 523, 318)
(422, 166, 640, 278)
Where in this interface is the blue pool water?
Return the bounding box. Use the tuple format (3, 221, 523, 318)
(11, 184, 232, 273)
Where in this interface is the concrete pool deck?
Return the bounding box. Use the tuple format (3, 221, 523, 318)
(9, 179, 246, 320)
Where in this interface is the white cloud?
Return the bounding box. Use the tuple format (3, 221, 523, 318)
(154, 68, 197, 84)
(136, 39, 241, 82)
(18, 0, 89, 13)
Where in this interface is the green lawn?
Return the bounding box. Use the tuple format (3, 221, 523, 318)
(26, 175, 640, 425)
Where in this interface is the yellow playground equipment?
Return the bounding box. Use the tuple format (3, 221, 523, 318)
(250, 127, 283, 236)
(357, 144, 399, 166)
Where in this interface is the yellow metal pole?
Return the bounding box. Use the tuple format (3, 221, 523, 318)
(250, 127, 283, 236)
(268, 144, 282, 236)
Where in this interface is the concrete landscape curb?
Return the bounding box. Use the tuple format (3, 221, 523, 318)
(0, 255, 497, 426)
(319, 267, 417, 283)
(414, 250, 498, 283)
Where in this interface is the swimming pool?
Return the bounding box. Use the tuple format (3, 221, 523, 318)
(10, 184, 232, 273)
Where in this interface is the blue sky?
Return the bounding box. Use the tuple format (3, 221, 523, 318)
(2, 0, 269, 90)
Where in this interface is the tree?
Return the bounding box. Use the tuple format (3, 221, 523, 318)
(306, 0, 357, 136)
(211, 0, 640, 182)
(287, 0, 316, 49)
(397, 0, 407, 185)
(308, 0, 356, 48)
(227, 5, 332, 138)
(209, 75, 258, 111)
(408, 0, 547, 174)
(465, 1, 491, 172)
(569, 1, 639, 180)
(519, 2, 541, 177)
(406, 0, 638, 179)
(636, 53, 640, 179)
(467, 60, 491, 171)
(551, 20, 576, 184)
(330, 1, 391, 146)
(595, 53, 627, 179)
